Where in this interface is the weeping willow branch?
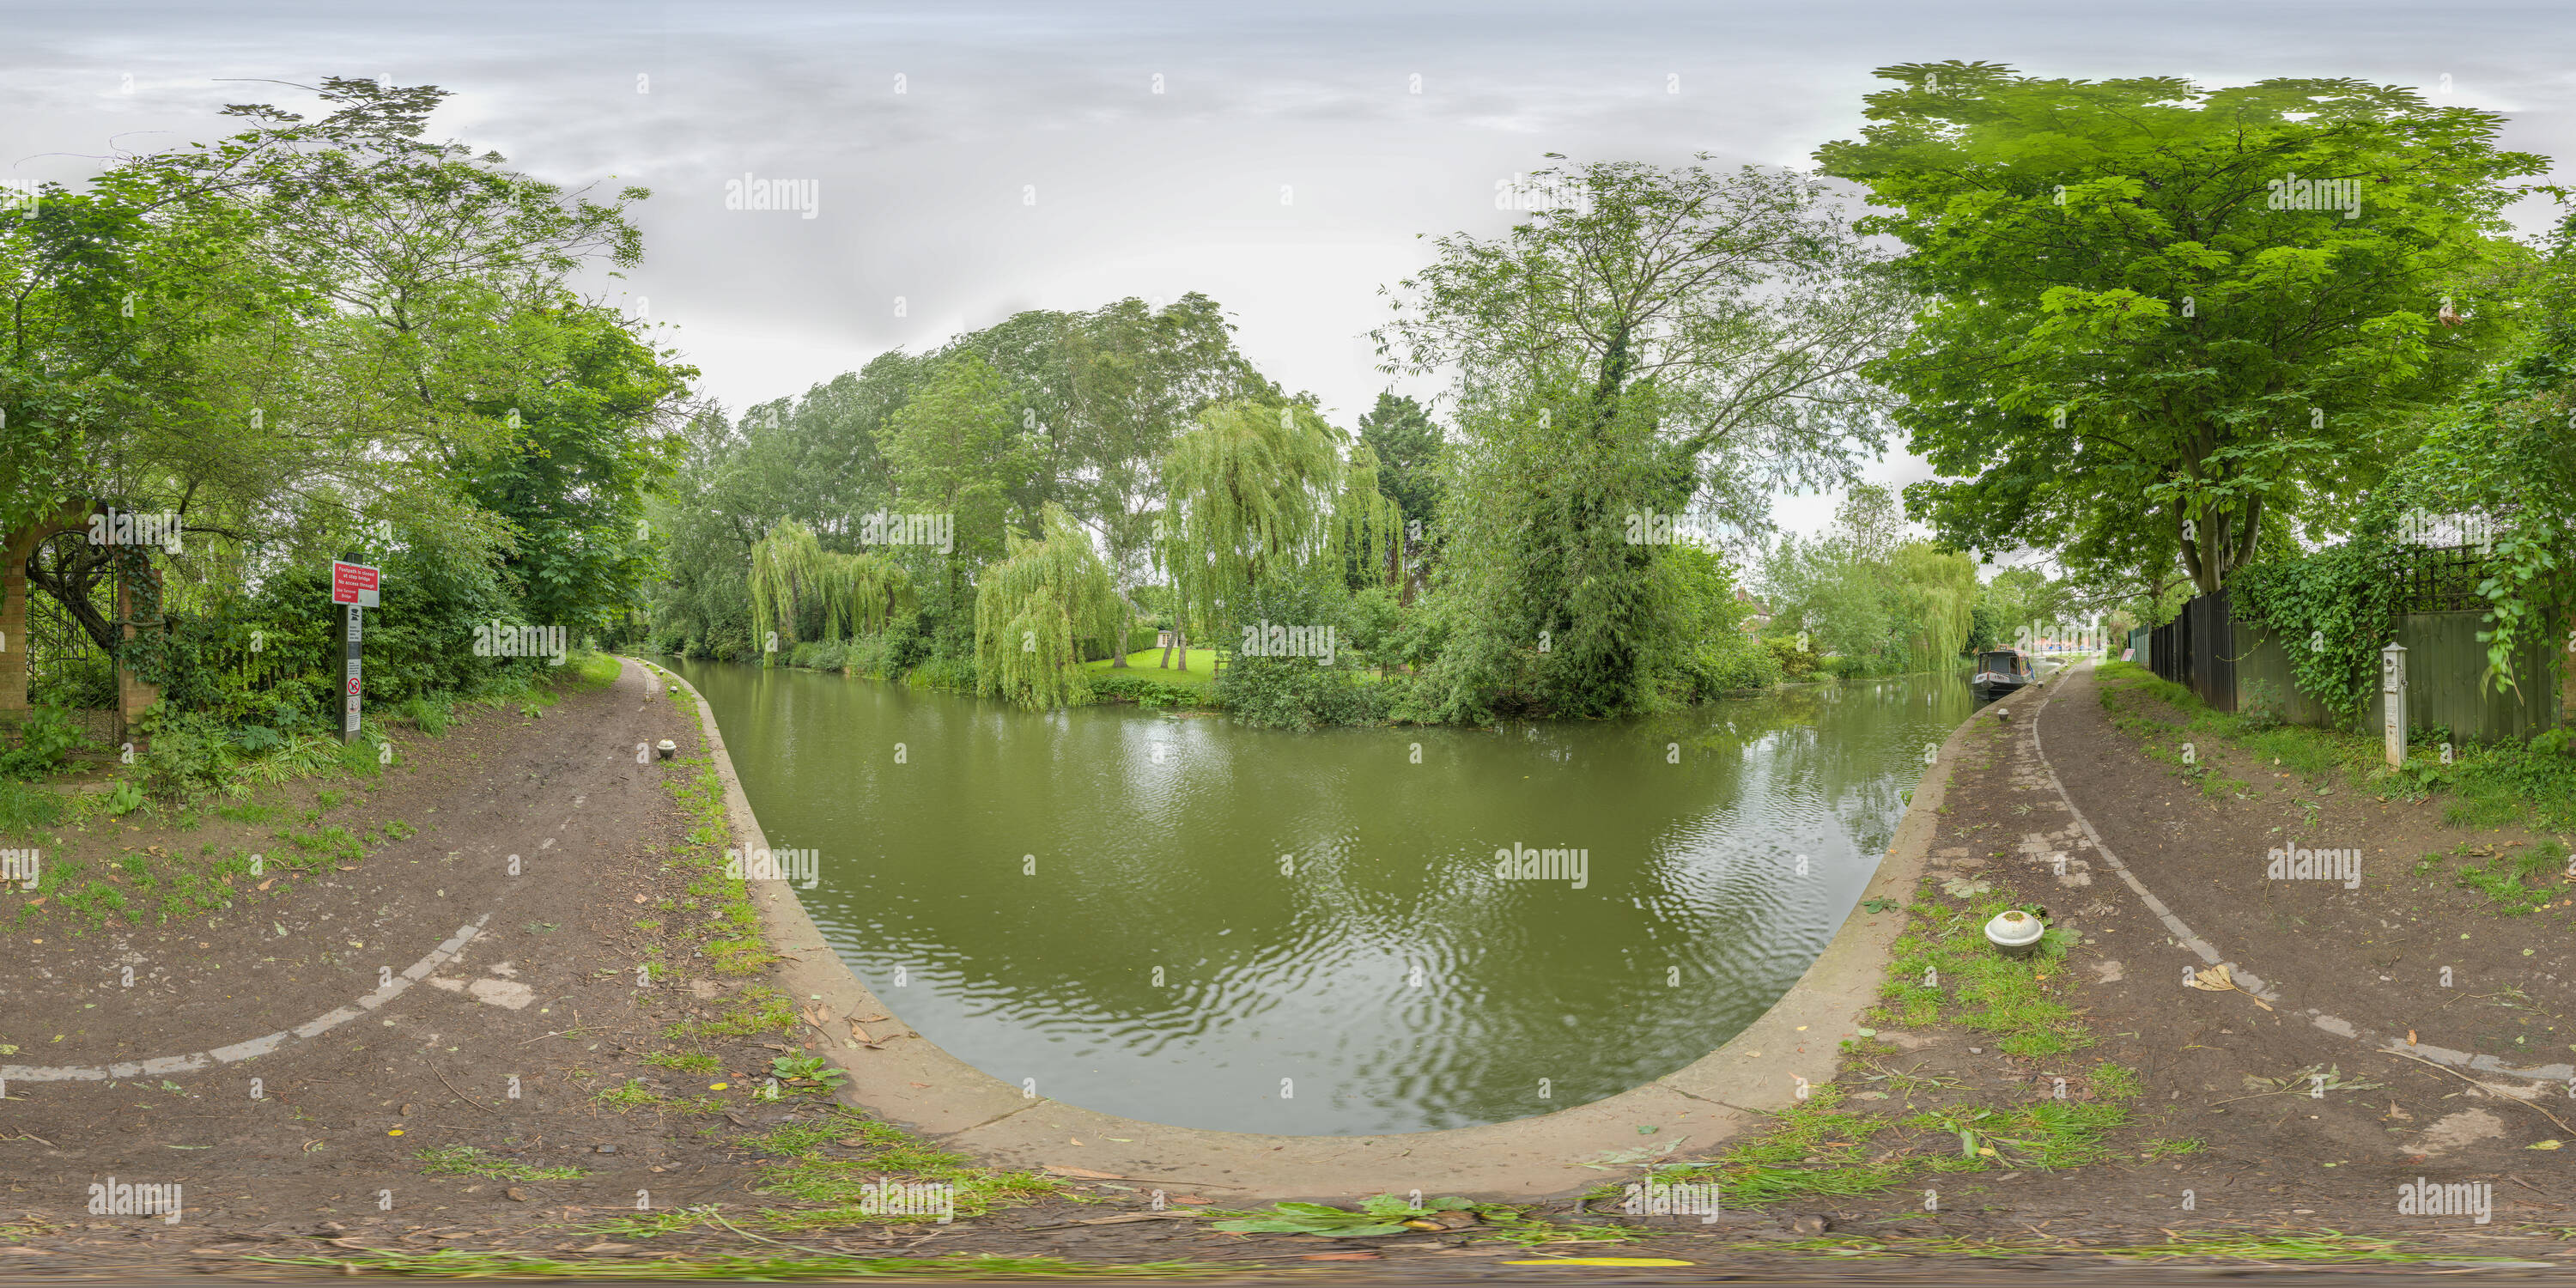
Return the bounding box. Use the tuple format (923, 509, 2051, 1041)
(1155, 400, 1391, 654)
(747, 520, 917, 664)
(975, 503, 1125, 709)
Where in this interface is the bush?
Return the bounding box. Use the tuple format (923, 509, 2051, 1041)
(132, 704, 234, 799)
(1218, 654, 1385, 730)
(28, 654, 117, 709)
(2237, 677, 2287, 733)
(0, 705, 86, 781)
(1766, 636, 1820, 681)
(399, 694, 455, 736)
(787, 641, 849, 671)
(1087, 671, 1207, 709)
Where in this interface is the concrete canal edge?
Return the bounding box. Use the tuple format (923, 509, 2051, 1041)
(633, 657, 2002, 1200)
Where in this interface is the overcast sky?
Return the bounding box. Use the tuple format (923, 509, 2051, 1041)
(5, 1, 2571, 550)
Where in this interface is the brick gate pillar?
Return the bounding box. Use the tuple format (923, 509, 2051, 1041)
(117, 568, 163, 747)
(0, 503, 96, 721)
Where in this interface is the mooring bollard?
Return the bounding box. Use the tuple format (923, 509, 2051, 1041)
(2381, 641, 2408, 769)
(1984, 908, 2045, 957)
(656, 738, 677, 761)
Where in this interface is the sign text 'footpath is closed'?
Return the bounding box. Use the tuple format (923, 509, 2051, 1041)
(331, 561, 380, 607)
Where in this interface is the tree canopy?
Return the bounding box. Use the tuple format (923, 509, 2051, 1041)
(1820, 62, 2546, 596)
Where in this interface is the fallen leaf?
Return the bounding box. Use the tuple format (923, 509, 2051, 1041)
(575, 1242, 636, 1252)
(1072, 1212, 1191, 1225)
(1300, 1252, 1379, 1261)
(1043, 1165, 1125, 1180)
(2529, 1139, 2564, 1151)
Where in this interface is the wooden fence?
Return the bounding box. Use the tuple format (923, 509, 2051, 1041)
(2141, 546, 2566, 743)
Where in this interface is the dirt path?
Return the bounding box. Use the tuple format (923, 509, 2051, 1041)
(0, 659, 826, 1259)
(1759, 659, 2576, 1239)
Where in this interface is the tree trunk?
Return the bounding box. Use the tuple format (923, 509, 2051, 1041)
(1175, 629, 1188, 671)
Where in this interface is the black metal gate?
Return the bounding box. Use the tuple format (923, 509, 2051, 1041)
(2147, 590, 2236, 713)
(23, 529, 123, 745)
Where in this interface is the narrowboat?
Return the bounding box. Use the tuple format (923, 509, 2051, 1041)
(1971, 647, 2037, 703)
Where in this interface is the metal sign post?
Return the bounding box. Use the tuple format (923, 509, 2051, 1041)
(2381, 641, 2408, 768)
(331, 561, 380, 745)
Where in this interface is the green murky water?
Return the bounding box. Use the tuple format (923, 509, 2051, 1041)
(667, 659, 1975, 1135)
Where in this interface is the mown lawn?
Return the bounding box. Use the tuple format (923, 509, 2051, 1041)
(1083, 649, 1219, 691)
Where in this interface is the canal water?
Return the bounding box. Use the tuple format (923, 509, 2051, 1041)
(666, 659, 1974, 1135)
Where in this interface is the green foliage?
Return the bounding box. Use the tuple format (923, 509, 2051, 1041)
(131, 705, 234, 799)
(747, 520, 916, 661)
(2366, 220, 2576, 692)
(1157, 400, 1362, 642)
(2452, 840, 2571, 915)
(975, 505, 1124, 709)
(0, 706, 85, 781)
(0, 77, 683, 767)
(1824, 62, 2543, 597)
(1377, 158, 1905, 721)
(1212, 1194, 1489, 1237)
(1762, 485, 1980, 676)
(884, 351, 1036, 568)
(1405, 370, 1683, 720)
(2227, 532, 2402, 723)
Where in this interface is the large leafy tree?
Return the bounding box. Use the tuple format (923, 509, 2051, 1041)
(1761, 483, 1978, 672)
(3, 76, 685, 658)
(975, 504, 1123, 709)
(1155, 400, 1397, 671)
(883, 350, 1037, 569)
(1353, 391, 1444, 597)
(1377, 157, 1910, 719)
(1819, 62, 2546, 597)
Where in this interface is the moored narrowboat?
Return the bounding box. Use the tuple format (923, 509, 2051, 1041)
(1971, 647, 2037, 702)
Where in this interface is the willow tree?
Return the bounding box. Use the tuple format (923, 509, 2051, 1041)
(1888, 542, 1979, 673)
(975, 503, 1124, 709)
(748, 520, 915, 663)
(1155, 400, 1398, 671)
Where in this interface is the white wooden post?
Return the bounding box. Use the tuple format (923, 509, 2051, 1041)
(2381, 641, 2408, 768)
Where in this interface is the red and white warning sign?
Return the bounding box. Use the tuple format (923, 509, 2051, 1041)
(331, 560, 380, 607)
